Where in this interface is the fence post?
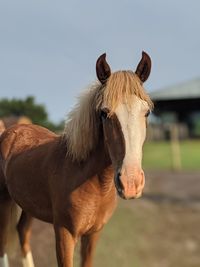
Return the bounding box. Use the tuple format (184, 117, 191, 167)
(170, 124, 182, 171)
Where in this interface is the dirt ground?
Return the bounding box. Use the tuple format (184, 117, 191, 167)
(9, 171, 200, 267)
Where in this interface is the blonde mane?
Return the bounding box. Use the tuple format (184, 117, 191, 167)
(63, 71, 153, 161)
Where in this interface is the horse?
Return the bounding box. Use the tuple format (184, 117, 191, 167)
(0, 51, 153, 267)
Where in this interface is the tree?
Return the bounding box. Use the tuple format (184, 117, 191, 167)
(0, 96, 64, 132)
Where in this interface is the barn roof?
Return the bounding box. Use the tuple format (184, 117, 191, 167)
(150, 78, 200, 101)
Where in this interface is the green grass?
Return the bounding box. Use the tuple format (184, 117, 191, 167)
(143, 140, 200, 170)
(95, 205, 141, 267)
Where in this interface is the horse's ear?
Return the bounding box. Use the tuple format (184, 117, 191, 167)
(96, 53, 111, 84)
(135, 51, 151, 83)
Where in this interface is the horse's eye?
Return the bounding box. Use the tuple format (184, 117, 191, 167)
(100, 109, 108, 120)
(145, 110, 150, 118)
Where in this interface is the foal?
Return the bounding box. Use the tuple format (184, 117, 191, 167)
(0, 52, 153, 267)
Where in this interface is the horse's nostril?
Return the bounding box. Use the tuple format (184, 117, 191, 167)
(114, 172, 123, 193)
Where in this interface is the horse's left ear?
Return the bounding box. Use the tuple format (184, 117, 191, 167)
(135, 51, 151, 83)
(96, 53, 111, 84)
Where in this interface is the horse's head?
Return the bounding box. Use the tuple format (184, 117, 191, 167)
(96, 52, 153, 200)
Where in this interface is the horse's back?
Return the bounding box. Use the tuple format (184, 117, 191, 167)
(0, 124, 57, 162)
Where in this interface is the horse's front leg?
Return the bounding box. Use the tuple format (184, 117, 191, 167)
(54, 225, 76, 267)
(80, 231, 100, 267)
(17, 211, 34, 267)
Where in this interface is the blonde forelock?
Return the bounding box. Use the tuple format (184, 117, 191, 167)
(63, 71, 153, 161)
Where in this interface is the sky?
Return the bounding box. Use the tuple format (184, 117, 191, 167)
(0, 0, 200, 122)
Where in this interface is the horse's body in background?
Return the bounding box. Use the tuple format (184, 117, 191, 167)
(0, 52, 153, 267)
(0, 118, 34, 267)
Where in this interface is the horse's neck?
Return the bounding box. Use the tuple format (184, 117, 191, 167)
(64, 133, 113, 180)
(60, 131, 114, 192)
(83, 136, 114, 191)
(91, 136, 111, 170)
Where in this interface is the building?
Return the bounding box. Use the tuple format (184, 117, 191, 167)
(150, 78, 200, 138)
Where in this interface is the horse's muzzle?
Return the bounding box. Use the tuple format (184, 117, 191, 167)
(114, 169, 145, 200)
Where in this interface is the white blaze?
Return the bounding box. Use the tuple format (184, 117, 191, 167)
(115, 95, 149, 170)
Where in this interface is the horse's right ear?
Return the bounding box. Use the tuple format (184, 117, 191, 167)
(96, 53, 111, 84)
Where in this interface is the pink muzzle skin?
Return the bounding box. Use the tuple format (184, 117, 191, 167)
(114, 167, 145, 200)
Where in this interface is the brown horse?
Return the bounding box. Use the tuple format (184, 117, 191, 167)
(0, 52, 153, 267)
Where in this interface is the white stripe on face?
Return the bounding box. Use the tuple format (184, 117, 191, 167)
(113, 95, 149, 198)
(115, 95, 149, 169)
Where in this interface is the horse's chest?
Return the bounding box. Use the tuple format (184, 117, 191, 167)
(73, 194, 117, 235)
(92, 201, 117, 232)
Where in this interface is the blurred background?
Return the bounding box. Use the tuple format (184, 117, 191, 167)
(1, 0, 200, 266)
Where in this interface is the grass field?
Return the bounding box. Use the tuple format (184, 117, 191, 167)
(143, 140, 200, 170)
(91, 199, 200, 267)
